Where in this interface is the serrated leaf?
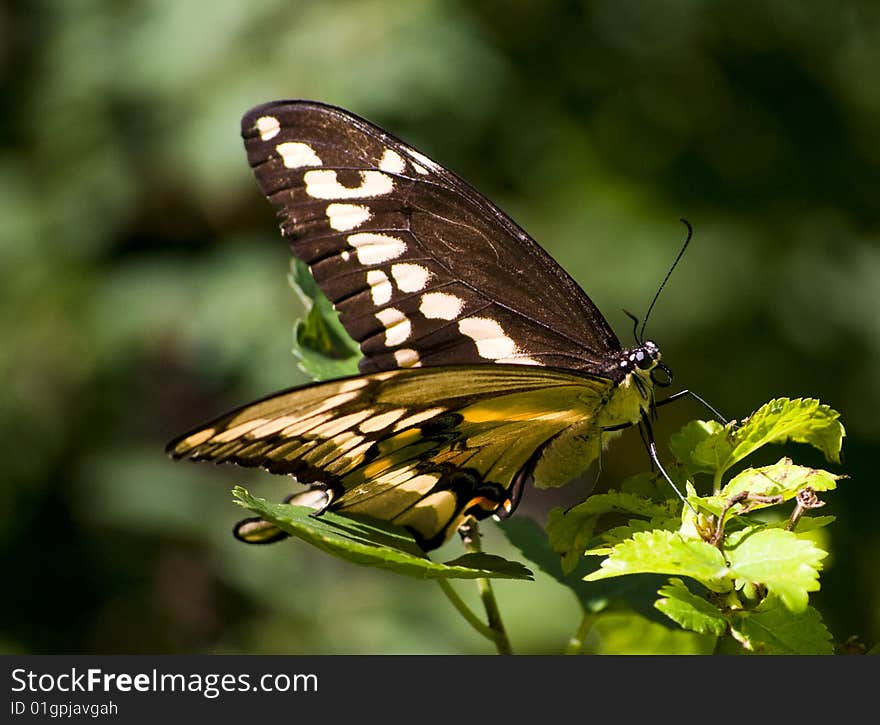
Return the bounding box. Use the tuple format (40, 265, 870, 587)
(288, 258, 360, 380)
(500, 517, 668, 619)
(655, 578, 728, 636)
(546, 506, 598, 576)
(722, 398, 845, 472)
(722, 457, 840, 500)
(584, 530, 732, 593)
(790, 515, 836, 533)
(597, 517, 680, 547)
(670, 420, 727, 475)
(232, 487, 533, 580)
(729, 598, 833, 654)
(725, 527, 826, 611)
(690, 458, 841, 521)
(546, 493, 675, 575)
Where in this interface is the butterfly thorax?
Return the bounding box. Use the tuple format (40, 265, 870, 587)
(606, 338, 662, 421)
(530, 340, 662, 490)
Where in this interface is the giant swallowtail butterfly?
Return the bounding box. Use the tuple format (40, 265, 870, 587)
(167, 100, 674, 551)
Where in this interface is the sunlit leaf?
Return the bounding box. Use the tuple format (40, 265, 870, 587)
(655, 578, 728, 637)
(722, 398, 844, 472)
(584, 530, 731, 593)
(721, 457, 840, 499)
(500, 517, 668, 619)
(725, 527, 826, 611)
(233, 487, 533, 580)
(546, 492, 674, 575)
(729, 598, 833, 654)
(669, 420, 727, 475)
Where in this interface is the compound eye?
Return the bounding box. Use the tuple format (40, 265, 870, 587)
(635, 341, 661, 370)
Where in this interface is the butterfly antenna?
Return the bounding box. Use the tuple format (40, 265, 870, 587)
(639, 218, 693, 342)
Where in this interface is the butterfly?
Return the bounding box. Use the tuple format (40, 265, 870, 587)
(166, 100, 675, 551)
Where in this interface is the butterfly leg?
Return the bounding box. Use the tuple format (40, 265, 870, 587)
(639, 416, 696, 513)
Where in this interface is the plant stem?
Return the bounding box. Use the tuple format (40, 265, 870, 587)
(435, 579, 497, 641)
(475, 575, 511, 655)
(564, 608, 595, 654)
(460, 520, 513, 655)
(713, 468, 724, 496)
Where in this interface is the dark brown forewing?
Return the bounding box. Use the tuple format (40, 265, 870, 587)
(241, 100, 622, 378)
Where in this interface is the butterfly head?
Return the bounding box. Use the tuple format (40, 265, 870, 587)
(619, 340, 673, 387)
(621, 339, 660, 370)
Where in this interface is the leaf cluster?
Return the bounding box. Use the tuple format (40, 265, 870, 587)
(539, 398, 845, 653)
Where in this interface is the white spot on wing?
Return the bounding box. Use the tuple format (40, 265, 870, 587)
(378, 148, 406, 174)
(393, 407, 446, 431)
(251, 415, 305, 437)
(391, 263, 432, 293)
(179, 428, 216, 448)
(358, 408, 407, 433)
(310, 410, 375, 438)
(255, 115, 280, 140)
(404, 148, 438, 173)
(393, 348, 421, 368)
(411, 163, 429, 175)
(375, 307, 412, 346)
(348, 233, 406, 265)
(326, 203, 371, 231)
(276, 142, 322, 168)
(341, 250, 351, 261)
(419, 292, 464, 320)
(398, 474, 440, 495)
(279, 412, 333, 438)
(336, 377, 371, 392)
(392, 490, 456, 529)
(304, 169, 393, 199)
(212, 418, 270, 443)
(496, 356, 542, 366)
(458, 317, 517, 359)
(366, 270, 392, 305)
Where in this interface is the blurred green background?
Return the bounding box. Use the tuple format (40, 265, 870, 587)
(2, 0, 877, 654)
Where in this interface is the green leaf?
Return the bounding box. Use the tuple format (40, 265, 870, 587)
(288, 258, 360, 380)
(791, 515, 836, 533)
(500, 517, 670, 620)
(596, 517, 680, 548)
(721, 457, 840, 499)
(729, 598, 834, 654)
(546, 492, 675, 574)
(722, 398, 845, 472)
(725, 527, 827, 611)
(655, 578, 728, 637)
(669, 420, 726, 475)
(233, 487, 533, 581)
(584, 530, 732, 593)
(590, 611, 715, 654)
(691, 457, 841, 519)
(619, 471, 669, 499)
